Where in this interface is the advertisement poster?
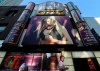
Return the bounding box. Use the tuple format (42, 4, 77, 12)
(0, 52, 73, 71)
(22, 16, 80, 45)
(76, 22, 98, 46)
(0, 52, 42, 71)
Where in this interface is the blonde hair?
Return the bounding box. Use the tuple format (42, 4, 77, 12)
(34, 16, 65, 39)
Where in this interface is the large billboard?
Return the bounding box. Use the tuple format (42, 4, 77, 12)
(22, 16, 81, 45)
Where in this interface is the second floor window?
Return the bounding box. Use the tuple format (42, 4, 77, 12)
(5, 10, 18, 16)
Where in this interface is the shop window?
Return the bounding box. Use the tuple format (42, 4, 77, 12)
(0, 51, 6, 57)
(0, 51, 6, 65)
(62, 51, 72, 58)
(96, 58, 100, 65)
(94, 51, 100, 57)
(0, 58, 3, 65)
(64, 58, 73, 65)
(94, 51, 100, 66)
(72, 51, 94, 58)
(0, 26, 6, 32)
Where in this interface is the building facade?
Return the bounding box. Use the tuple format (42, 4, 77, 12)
(84, 17, 100, 44)
(0, 1, 100, 71)
(0, 1, 99, 47)
(0, 6, 26, 47)
(0, 0, 23, 6)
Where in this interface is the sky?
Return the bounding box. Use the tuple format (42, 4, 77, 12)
(20, 0, 100, 17)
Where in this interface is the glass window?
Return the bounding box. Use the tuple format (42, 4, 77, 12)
(62, 51, 72, 58)
(94, 51, 100, 57)
(64, 58, 73, 65)
(38, 3, 46, 11)
(67, 2, 74, 11)
(55, 2, 59, 9)
(42, 2, 46, 10)
(0, 58, 3, 65)
(72, 51, 94, 58)
(71, 10, 84, 23)
(38, 3, 43, 11)
(76, 10, 84, 22)
(34, 4, 39, 10)
(96, 58, 100, 64)
(31, 10, 37, 16)
(71, 2, 77, 10)
(75, 5, 81, 14)
(0, 51, 6, 57)
(67, 2, 77, 11)
(5, 10, 18, 16)
(46, 1, 55, 10)
(70, 10, 78, 23)
(56, 3, 65, 10)
(0, 26, 6, 32)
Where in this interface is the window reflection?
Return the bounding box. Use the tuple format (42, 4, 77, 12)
(37, 2, 66, 15)
(46, 1, 55, 10)
(38, 3, 46, 11)
(0, 26, 6, 32)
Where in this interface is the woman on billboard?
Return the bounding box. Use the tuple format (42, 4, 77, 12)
(35, 16, 68, 44)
